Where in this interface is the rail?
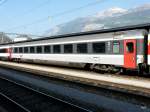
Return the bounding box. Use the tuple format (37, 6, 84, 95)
(0, 76, 91, 112)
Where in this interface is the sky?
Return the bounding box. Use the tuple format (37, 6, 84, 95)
(0, 0, 149, 36)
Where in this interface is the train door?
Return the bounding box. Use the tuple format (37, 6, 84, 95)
(124, 39, 136, 69)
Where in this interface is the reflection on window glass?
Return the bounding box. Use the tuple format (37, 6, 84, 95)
(113, 42, 120, 53)
(37, 46, 42, 53)
(77, 43, 87, 53)
(93, 42, 105, 53)
(19, 47, 23, 53)
(0, 49, 6, 53)
(30, 47, 35, 53)
(24, 47, 28, 53)
(64, 44, 73, 53)
(44, 45, 51, 53)
(14, 48, 18, 53)
(53, 45, 61, 53)
(126, 42, 134, 53)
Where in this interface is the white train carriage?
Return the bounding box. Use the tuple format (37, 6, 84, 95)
(0, 24, 150, 74)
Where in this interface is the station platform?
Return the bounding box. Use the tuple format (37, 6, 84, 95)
(0, 61, 150, 97)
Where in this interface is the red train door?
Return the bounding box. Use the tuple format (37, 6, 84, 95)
(124, 39, 136, 69)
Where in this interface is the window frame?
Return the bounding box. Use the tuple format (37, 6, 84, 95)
(24, 47, 29, 53)
(64, 44, 73, 53)
(112, 41, 120, 54)
(126, 42, 134, 53)
(30, 46, 35, 53)
(77, 43, 88, 54)
(19, 47, 23, 53)
(53, 45, 61, 54)
(36, 46, 42, 53)
(92, 42, 106, 54)
(14, 47, 18, 53)
(0, 49, 6, 53)
(44, 45, 51, 53)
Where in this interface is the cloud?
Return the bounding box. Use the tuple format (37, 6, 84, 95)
(132, 3, 150, 12)
(82, 23, 104, 32)
(95, 7, 127, 18)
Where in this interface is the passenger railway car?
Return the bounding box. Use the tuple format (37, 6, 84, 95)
(0, 24, 150, 74)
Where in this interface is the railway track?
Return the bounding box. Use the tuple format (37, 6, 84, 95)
(0, 76, 90, 112)
(0, 61, 150, 97)
(0, 67, 150, 112)
(0, 92, 29, 112)
(0, 62, 150, 112)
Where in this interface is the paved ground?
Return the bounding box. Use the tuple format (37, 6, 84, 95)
(0, 61, 150, 97)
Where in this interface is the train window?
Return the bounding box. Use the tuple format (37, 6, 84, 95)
(113, 42, 120, 54)
(30, 47, 35, 53)
(77, 43, 87, 53)
(44, 45, 51, 53)
(126, 42, 134, 53)
(53, 45, 61, 53)
(37, 46, 42, 53)
(19, 47, 23, 53)
(92, 42, 105, 53)
(0, 49, 6, 53)
(14, 48, 18, 53)
(64, 44, 73, 53)
(24, 47, 28, 53)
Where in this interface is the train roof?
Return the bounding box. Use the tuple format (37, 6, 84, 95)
(1, 23, 150, 46)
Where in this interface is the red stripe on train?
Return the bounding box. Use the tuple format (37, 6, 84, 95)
(148, 43, 150, 55)
(7, 48, 12, 60)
